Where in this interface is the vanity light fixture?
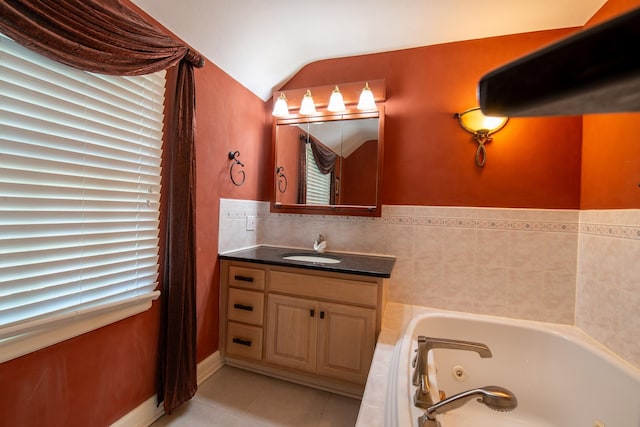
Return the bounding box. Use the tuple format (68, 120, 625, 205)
(357, 82, 376, 110)
(327, 86, 346, 112)
(454, 107, 509, 167)
(299, 89, 317, 115)
(272, 93, 289, 117)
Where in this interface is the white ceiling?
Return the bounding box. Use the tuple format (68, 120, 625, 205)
(132, 0, 607, 101)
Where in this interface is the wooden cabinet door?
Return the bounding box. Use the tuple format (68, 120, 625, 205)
(265, 294, 317, 372)
(316, 302, 376, 384)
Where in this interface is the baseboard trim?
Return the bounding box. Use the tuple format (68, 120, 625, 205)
(197, 351, 224, 385)
(110, 395, 163, 427)
(110, 351, 223, 427)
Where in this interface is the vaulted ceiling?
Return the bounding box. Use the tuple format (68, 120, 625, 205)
(132, 0, 607, 100)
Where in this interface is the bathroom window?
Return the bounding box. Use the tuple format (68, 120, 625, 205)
(0, 33, 165, 362)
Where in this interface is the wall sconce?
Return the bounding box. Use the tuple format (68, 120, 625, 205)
(454, 107, 509, 167)
(272, 93, 289, 117)
(299, 90, 317, 115)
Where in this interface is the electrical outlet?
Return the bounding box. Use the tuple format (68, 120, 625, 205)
(246, 215, 256, 231)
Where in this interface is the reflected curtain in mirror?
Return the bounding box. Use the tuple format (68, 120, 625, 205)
(300, 132, 339, 205)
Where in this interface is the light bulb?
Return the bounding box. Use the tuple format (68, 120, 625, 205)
(272, 93, 289, 117)
(299, 90, 317, 115)
(327, 86, 346, 112)
(357, 82, 376, 110)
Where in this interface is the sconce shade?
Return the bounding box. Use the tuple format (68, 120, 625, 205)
(272, 93, 289, 117)
(357, 82, 376, 110)
(299, 89, 317, 115)
(455, 107, 509, 167)
(456, 107, 508, 135)
(327, 86, 346, 112)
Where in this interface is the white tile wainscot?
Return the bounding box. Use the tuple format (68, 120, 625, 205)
(219, 199, 579, 324)
(219, 200, 640, 409)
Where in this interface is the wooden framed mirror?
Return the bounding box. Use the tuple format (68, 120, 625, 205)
(270, 81, 385, 217)
(272, 109, 383, 216)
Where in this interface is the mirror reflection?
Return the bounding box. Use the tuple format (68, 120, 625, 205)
(274, 113, 380, 210)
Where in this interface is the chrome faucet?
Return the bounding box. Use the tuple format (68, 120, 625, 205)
(418, 385, 518, 427)
(313, 234, 327, 253)
(412, 336, 492, 409)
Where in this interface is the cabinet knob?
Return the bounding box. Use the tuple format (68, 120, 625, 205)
(320, 311, 325, 319)
(310, 309, 315, 317)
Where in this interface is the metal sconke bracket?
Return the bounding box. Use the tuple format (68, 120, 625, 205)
(470, 129, 492, 167)
(228, 150, 245, 186)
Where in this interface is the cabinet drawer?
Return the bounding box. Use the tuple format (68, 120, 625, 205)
(269, 270, 378, 307)
(228, 265, 265, 290)
(226, 322, 263, 360)
(228, 288, 264, 325)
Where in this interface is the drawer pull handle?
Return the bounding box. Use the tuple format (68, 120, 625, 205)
(320, 311, 325, 319)
(232, 338, 252, 347)
(233, 303, 254, 312)
(234, 275, 255, 283)
(310, 309, 315, 317)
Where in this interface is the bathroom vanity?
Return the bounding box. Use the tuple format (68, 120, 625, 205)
(219, 245, 395, 397)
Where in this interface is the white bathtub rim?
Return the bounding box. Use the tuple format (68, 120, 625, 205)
(403, 305, 640, 380)
(385, 305, 640, 427)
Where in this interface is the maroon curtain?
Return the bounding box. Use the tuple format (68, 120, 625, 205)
(0, 0, 203, 74)
(0, 0, 203, 415)
(161, 60, 198, 413)
(297, 135, 307, 204)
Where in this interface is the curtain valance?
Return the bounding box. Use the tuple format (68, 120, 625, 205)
(0, 0, 203, 74)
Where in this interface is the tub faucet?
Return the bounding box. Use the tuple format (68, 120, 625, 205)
(412, 336, 492, 409)
(418, 385, 517, 427)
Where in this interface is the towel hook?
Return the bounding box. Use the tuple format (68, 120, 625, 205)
(228, 151, 245, 186)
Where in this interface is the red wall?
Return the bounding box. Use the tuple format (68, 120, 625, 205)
(0, 311, 161, 426)
(581, 0, 640, 209)
(274, 125, 302, 204)
(282, 30, 584, 209)
(192, 54, 271, 364)
(341, 140, 378, 205)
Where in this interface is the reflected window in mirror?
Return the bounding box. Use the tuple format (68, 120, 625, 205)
(305, 142, 332, 205)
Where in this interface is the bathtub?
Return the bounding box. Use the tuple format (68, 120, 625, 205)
(385, 310, 640, 427)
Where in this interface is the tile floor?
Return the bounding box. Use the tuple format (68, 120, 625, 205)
(152, 366, 361, 427)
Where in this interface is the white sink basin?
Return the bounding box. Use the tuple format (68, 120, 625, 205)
(281, 253, 342, 264)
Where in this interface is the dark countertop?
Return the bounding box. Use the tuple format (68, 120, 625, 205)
(219, 245, 395, 278)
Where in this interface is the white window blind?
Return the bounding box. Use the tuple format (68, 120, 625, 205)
(305, 143, 331, 205)
(0, 33, 164, 361)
